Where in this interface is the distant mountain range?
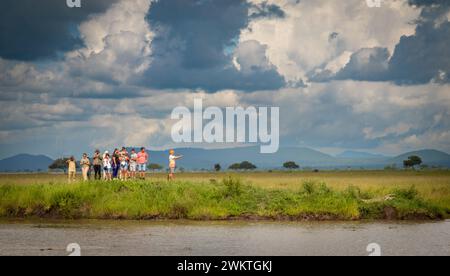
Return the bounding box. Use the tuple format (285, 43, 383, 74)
(145, 147, 450, 169)
(0, 154, 53, 172)
(1, 148, 450, 172)
(145, 147, 339, 170)
(336, 151, 388, 159)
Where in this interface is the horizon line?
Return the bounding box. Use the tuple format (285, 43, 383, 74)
(2, 147, 450, 161)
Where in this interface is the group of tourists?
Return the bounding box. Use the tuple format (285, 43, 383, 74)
(66, 147, 183, 182)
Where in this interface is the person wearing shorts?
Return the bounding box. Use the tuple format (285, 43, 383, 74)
(137, 147, 149, 180)
(168, 149, 183, 181)
(103, 152, 112, 181)
(120, 147, 129, 180)
(129, 149, 138, 179)
(80, 153, 91, 181)
(66, 156, 77, 183)
(119, 154, 129, 181)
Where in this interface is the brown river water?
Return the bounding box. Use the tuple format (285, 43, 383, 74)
(0, 219, 449, 256)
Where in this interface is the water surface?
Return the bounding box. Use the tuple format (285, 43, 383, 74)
(0, 219, 449, 256)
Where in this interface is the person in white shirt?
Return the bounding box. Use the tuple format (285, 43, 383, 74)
(168, 149, 183, 181)
(102, 152, 112, 181)
(129, 149, 138, 179)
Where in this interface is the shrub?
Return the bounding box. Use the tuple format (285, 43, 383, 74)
(222, 176, 244, 197)
(394, 186, 418, 200)
(301, 181, 316, 195)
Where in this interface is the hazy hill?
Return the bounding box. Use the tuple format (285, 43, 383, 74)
(0, 154, 53, 172)
(147, 147, 450, 169)
(388, 149, 450, 167)
(337, 151, 388, 159)
(144, 146, 338, 170)
(1, 148, 450, 172)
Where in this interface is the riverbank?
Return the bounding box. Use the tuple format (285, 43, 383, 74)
(0, 176, 448, 220)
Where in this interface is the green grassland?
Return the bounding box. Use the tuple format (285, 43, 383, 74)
(0, 171, 449, 220)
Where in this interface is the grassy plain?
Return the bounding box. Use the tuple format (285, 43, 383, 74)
(0, 171, 449, 220)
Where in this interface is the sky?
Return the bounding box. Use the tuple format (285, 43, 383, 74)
(0, 0, 449, 159)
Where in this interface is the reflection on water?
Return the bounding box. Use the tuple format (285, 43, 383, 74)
(0, 219, 449, 256)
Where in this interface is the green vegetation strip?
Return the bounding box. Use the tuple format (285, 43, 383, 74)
(0, 177, 447, 220)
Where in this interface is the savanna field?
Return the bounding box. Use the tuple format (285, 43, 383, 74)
(0, 171, 449, 221)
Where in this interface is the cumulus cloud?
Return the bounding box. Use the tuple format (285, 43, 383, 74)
(241, 0, 419, 83)
(0, 0, 155, 100)
(387, 3, 450, 84)
(233, 40, 275, 73)
(141, 0, 286, 92)
(327, 1, 450, 84)
(67, 0, 154, 84)
(88, 114, 170, 150)
(330, 47, 390, 81)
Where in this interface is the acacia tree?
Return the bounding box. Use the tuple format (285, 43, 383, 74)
(403, 155, 423, 170)
(240, 161, 257, 170)
(48, 158, 69, 172)
(228, 163, 242, 170)
(228, 161, 257, 171)
(214, 164, 222, 172)
(283, 161, 300, 170)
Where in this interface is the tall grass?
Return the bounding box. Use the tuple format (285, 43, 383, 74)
(0, 177, 447, 220)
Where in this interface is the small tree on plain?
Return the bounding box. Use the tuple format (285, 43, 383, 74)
(229, 161, 257, 171)
(48, 158, 70, 172)
(283, 161, 300, 170)
(403, 155, 423, 170)
(239, 161, 257, 170)
(214, 164, 222, 172)
(229, 163, 242, 170)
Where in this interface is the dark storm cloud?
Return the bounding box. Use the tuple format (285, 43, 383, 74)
(387, 0, 450, 84)
(408, 0, 450, 7)
(142, 61, 286, 92)
(250, 1, 286, 19)
(147, 0, 248, 69)
(142, 0, 286, 92)
(0, 0, 118, 61)
(388, 20, 450, 84)
(335, 48, 389, 81)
